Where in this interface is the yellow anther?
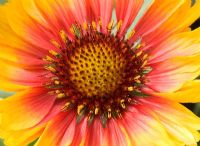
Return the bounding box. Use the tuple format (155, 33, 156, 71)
(107, 108, 112, 119)
(83, 22, 88, 30)
(135, 79, 141, 84)
(99, 20, 102, 27)
(45, 66, 56, 72)
(127, 30, 135, 40)
(65, 102, 71, 107)
(95, 107, 99, 115)
(136, 51, 143, 57)
(141, 60, 147, 68)
(116, 110, 122, 118)
(48, 91, 55, 95)
(61, 102, 71, 111)
(143, 54, 148, 60)
(120, 99, 126, 109)
(59, 30, 68, 43)
(128, 86, 134, 92)
(92, 21, 97, 30)
(70, 27, 75, 34)
(89, 110, 94, 114)
(136, 44, 141, 49)
(54, 80, 60, 85)
(57, 93, 65, 99)
(55, 90, 61, 94)
(51, 40, 61, 49)
(134, 75, 141, 84)
(107, 20, 114, 30)
(77, 104, 85, 115)
(117, 20, 122, 31)
(43, 56, 54, 62)
(128, 98, 132, 103)
(49, 50, 59, 56)
(134, 75, 140, 80)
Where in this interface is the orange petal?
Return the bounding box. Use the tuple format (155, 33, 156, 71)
(70, 117, 88, 146)
(0, 87, 56, 130)
(132, 0, 185, 40)
(107, 119, 129, 146)
(1, 124, 45, 146)
(155, 80, 200, 103)
(149, 28, 200, 64)
(0, 60, 47, 86)
(0, 1, 53, 61)
(88, 0, 114, 33)
(116, 0, 144, 36)
(35, 111, 76, 146)
(2, 0, 62, 55)
(33, 0, 75, 38)
(119, 102, 175, 146)
(146, 55, 200, 92)
(0, 79, 27, 92)
(140, 97, 200, 145)
(82, 118, 107, 146)
(137, 0, 200, 50)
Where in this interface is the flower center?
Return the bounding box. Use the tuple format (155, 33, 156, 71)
(69, 39, 127, 97)
(44, 22, 151, 126)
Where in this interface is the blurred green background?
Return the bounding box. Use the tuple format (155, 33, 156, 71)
(0, 0, 199, 146)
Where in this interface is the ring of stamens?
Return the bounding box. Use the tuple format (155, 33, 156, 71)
(44, 21, 151, 127)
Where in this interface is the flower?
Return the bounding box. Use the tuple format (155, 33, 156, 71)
(0, 0, 200, 145)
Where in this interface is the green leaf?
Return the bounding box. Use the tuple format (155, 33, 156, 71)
(28, 138, 38, 146)
(0, 90, 14, 99)
(0, 0, 6, 4)
(0, 139, 5, 146)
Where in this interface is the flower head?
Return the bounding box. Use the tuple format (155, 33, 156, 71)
(0, 0, 200, 146)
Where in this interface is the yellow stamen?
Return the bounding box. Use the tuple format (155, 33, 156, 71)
(141, 60, 148, 68)
(128, 86, 134, 92)
(45, 66, 56, 73)
(83, 22, 88, 30)
(49, 50, 59, 56)
(128, 98, 132, 103)
(134, 75, 140, 80)
(135, 79, 141, 84)
(70, 27, 75, 34)
(57, 93, 65, 98)
(117, 20, 122, 31)
(48, 91, 55, 95)
(55, 90, 61, 94)
(143, 54, 148, 60)
(61, 102, 71, 111)
(59, 30, 68, 43)
(51, 40, 61, 49)
(54, 80, 60, 85)
(127, 30, 135, 40)
(92, 21, 97, 30)
(120, 99, 126, 109)
(99, 20, 102, 28)
(136, 44, 141, 49)
(116, 110, 122, 118)
(107, 20, 114, 30)
(107, 108, 112, 119)
(77, 104, 85, 115)
(43, 56, 54, 62)
(95, 107, 99, 115)
(136, 51, 143, 57)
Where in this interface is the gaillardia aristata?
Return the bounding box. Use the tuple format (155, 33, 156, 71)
(0, 0, 200, 146)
